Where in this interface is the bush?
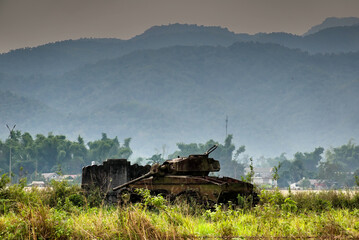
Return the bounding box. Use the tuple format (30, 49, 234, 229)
(291, 191, 358, 212)
(45, 180, 83, 209)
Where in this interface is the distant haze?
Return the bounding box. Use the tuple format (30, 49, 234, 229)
(1, 0, 359, 53)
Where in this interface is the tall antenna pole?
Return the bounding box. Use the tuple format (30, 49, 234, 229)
(225, 116, 228, 138)
(6, 124, 16, 185)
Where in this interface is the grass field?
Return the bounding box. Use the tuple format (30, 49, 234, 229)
(1, 179, 359, 239)
(279, 189, 359, 196)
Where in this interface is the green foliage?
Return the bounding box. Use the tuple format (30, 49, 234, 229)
(258, 153, 287, 168)
(68, 194, 84, 207)
(236, 194, 256, 210)
(0, 173, 10, 189)
(0, 175, 35, 214)
(82, 186, 105, 208)
(299, 178, 311, 189)
(355, 175, 359, 187)
(269, 147, 325, 188)
(1, 182, 359, 238)
(272, 161, 281, 181)
(134, 157, 145, 165)
(46, 180, 83, 209)
(205, 204, 235, 222)
(281, 197, 298, 213)
(0, 131, 88, 176)
(294, 147, 324, 176)
(134, 188, 168, 211)
(0, 131, 133, 181)
(285, 191, 359, 212)
(325, 140, 359, 171)
(318, 141, 359, 187)
(146, 154, 165, 165)
(88, 134, 132, 163)
(242, 157, 254, 183)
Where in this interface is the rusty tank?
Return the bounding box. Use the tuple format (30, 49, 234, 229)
(113, 145, 259, 205)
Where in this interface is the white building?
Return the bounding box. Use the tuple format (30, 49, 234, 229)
(244, 167, 277, 188)
(29, 181, 46, 187)
(41, 172, 60, 181)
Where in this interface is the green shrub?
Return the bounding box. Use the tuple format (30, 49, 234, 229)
(82, 185, 105, 208)
(46, 180, 82, 209)
(135, 188, 168, 211)
(281, 197, 298, 213)
(291, 191, 356, 212)
(0, 175, 36, 214)
(237, 194, 256, 210)
(68, 193, 84, 207)
(351, 193, 359, 209)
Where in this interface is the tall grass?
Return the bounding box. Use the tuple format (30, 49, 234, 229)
(1, 176, 359, 239)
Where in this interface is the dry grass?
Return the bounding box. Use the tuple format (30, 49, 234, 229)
(1, 203, 359, 239)
(1, 183, 359, 239)
(279, 189, 359, 196)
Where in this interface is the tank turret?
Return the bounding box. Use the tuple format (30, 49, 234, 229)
(154, 144, 220, 176)
(112, 144, 259, 205)
(113, 145, 220, 191)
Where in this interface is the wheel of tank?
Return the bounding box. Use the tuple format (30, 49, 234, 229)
(117, 188, 131, 204)
(106, 191, 118, 204)
(117, 188, 141, 204)
(173, 190, 202, 206)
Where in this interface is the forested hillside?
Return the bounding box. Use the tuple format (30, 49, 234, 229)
(1, 19, 359, 157)
(1, 39, 358, 157)
(1, 20, 359, 75)
(0, 90, 63, 133)
(303, 16, 359, 35)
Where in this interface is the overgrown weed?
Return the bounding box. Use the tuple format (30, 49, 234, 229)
(1, 181, 359, 239)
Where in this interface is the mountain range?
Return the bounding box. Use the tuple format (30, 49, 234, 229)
(303, 17, 359, 36)
(1, 17, 359, 158)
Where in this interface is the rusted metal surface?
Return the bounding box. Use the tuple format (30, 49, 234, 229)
(112, 145, 259, 205)
(127, 175, 255, 203)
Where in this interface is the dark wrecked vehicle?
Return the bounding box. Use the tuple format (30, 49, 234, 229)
(113, 145, 259, 205)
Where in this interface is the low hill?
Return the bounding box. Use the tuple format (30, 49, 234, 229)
(0, 39, 126, 75)
(1, 42, 358, 157)
(0, 90, 64, 138)
(251, 25, 359, 53)
(1, 23, 359, 77)
(303, 17, 359, 36)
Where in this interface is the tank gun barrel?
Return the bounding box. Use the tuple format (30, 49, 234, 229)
(205, 144, 218, 155)
(113, 163, 162, 191)
(113, 171, 153, 191)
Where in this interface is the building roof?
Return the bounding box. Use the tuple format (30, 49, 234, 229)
(41, 172, 59, 179)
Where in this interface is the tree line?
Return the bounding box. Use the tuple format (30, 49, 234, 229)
(1, 130, 358, 188)
(0, 131, 132, 182)
(138, 135, 359, 188)
(256, 141, 359, 188)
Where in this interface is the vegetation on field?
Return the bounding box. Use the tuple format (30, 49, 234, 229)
(1, 131, 359, 189)
(1, 173, 359, 239)
(0, 131, 132, 179)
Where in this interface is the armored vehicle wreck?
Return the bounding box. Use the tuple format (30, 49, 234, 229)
(112, 145, 259, 205)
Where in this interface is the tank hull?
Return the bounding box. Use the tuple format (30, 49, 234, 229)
(122, 175, 257, 204)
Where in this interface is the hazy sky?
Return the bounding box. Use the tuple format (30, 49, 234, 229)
(1, 0, 359, 53)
